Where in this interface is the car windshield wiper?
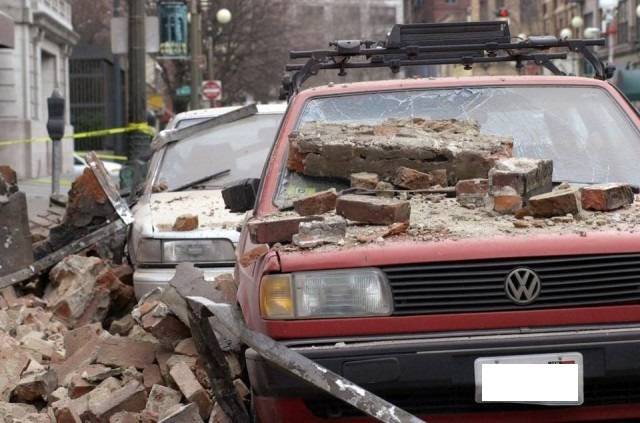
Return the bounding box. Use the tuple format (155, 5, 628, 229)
(173, 169, 231, 192)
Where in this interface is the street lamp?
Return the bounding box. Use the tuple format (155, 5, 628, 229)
(46, 89, 65, 204)
(599, 0, 619, 64)
(560, 28, 573, 40)
(216, 8, 231, 25)
(636, 4, 640, 17)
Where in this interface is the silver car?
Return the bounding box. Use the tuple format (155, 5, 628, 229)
(128, 103, 285, 298)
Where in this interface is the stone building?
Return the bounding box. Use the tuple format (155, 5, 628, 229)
(0, 0, 78, 179)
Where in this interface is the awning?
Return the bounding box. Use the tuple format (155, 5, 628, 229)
(0, 11, 14, 49)
(615, 70, 640, 102)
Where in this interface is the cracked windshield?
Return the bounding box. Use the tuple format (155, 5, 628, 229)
(275, 86, 640, 207)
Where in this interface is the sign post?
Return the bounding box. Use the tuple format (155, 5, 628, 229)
(201, 80, 222, 106)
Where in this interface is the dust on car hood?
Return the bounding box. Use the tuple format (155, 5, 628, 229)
(149, 190, 245, 234)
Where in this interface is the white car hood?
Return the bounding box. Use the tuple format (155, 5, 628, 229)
(133, 190, 246, 241)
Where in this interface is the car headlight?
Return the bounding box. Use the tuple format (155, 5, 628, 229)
(136, 239, 235, 264)
(260, 268, 392, 319)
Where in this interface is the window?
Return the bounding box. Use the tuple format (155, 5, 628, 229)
(445, 0, 456, 4)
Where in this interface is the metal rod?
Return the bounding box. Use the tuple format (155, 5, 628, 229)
(190, 0, 202, 110)
(288, 39, 605, 59)
(51, 139, 61, 196)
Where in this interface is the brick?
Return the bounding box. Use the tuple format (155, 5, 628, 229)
(97, 338, 157, 369)
(159, 403, 203, 423)
(0, 402, 38, 421)
(0, 332, 31, 400)
(492, 187, 523, 215)
(86, 381, 147, 422)
(11, 368, 57, 402)
(581, 183, 634, 211)
(350, 172, 380, 189)
(145, 384, 182, 419)
(142, 314, 190, 349)
(20, 332, 58, 359)
(375, 181, 395, 197)
(336, 194, 410, 225)
(81, 364, 121, 384)
(53, 340, 102, 387)
(392, 167, 448, 190)
(293, 189, 338, 216)
(64, 323, 106, 357)
(529, 188, 582, 218)
(169, 361, 211, 418)
(247, 215, 322, 244)
(208, 402, 231, 423)
(489, 158, 553, 200)
(68, 374, 95, 399)
(143, 366, 163, 391)
(173, 214, 199, 231)
(174, 338, 198, 357)
(111, 264, 134, 285)
(238, 244, 269, 268)
(0, 165, 18, 195)
(211, 273, 238, 305)
(455, 178, 489, 208)
(292, 216, 347, 248)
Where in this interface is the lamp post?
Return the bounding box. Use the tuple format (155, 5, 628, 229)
(189, 0, 202, 110)
(599, 0, 620, 65)
(46, 89, 65, 204)
(206, 8, 231, 107)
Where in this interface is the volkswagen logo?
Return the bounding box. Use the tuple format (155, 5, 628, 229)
(505, 268, 541, 305)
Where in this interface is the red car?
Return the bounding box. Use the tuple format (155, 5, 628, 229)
(230, 22, 640, 422)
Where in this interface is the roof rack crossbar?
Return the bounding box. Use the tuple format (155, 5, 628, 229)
(280, 21, 612, 100)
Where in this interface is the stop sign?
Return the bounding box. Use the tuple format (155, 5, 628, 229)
(201, 80, 222, 100)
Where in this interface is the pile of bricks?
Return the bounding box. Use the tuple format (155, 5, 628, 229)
(0, 255, 241, 423)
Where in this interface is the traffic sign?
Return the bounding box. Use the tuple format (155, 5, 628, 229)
(202, 80, 222, 101)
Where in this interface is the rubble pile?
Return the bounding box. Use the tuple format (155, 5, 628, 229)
(245, 119, 639, 251)
(0, 255, 243, 423)
(288, 118, 513, 183)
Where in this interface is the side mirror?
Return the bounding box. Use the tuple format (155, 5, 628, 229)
(222, 178, 260, 212)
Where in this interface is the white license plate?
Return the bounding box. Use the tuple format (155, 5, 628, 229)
(474, 352, 583, 405)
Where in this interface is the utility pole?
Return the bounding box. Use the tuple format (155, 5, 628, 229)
(207, 35, 214, 107)
(122, 0, 150, 193)
(113, 0, 124, 156)
(189, 0, 202, 110)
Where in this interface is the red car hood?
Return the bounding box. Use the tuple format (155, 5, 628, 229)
(275, 231, 640, 273)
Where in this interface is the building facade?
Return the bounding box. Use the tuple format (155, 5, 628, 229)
(405, 0, 471, 24)
(0, 0, 78, 179)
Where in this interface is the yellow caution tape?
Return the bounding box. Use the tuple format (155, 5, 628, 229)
(0, 122, 154, 147)
(75, 152, 128, 161)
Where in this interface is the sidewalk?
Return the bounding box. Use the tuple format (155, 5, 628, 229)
(18, 175, 72, 226)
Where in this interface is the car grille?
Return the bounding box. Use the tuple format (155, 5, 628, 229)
(383, 254, 640, 315)
(304, 377, 640, 418)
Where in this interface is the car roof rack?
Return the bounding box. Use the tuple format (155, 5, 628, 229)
(280, 21, 611, 100)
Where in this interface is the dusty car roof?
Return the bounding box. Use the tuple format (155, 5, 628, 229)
(297, 75, 613, 100)
(172, 103, 286, 122)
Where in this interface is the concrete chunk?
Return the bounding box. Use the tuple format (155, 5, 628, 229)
(292, 216, 347, 248)
(581, 183, 634, 211)
(336, 194, 410, 225)
(145, 384, 182, 419)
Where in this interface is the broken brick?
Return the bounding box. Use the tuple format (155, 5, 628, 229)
(489, 158, 553, 200)
(85, 381, 147, 422)
(336, 194, 410, 225)
(145, 384, 181, 419)
(142, 313, 190, 350)
(238, 244, 269, 268)
(456, 178, 489, 208)
(529, 188, 582, 218)
(293, 189, 338, 216)
(11, 368, 57, 402)
(492, 187, 523, 215)
(174, 338, 198, 357)
(292, 216, 347, 248)
(68, 375, 95, 399)
(109, 314, 135, 336)
(169, 361, 211, 418)
(392, 167, 447, 190)
(350, 172, 380, 189)
(211, 273, 238, 305)
(247, 215, 322, 244)
(173, 214, 199, 231)
(375, 181, 395, 198)
(0, 332, 32, 400)
(97, 337, 157, 369)
(581, 183, 634, 211)
(142, 366, 163, 392)
(383, 222, 410, 238)
(159, 403, 203, 423)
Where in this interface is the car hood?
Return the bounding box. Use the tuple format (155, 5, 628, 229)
(132, 190, 246, 240)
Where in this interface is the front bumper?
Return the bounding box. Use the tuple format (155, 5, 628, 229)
(133, 266, 234, 299)
(246, 324, 640, 420)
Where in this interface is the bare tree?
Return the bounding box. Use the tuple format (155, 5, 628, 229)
(69, 0, 114, 48)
